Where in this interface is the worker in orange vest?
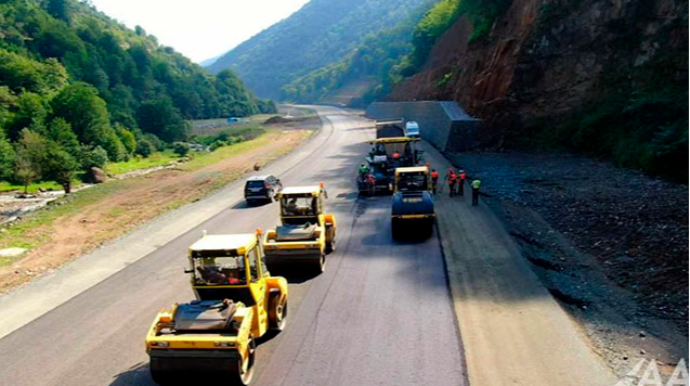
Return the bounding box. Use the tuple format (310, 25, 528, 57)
(430, 169, 439, 194)
(447, 168, 457, 197)
(365, 173, 376, 196)
(457, 168, 466, 197)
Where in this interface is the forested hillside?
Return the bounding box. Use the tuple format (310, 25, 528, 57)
(208, 0, 434, 99)
(281, 0, 437, 106)
(0, 0, 274, 192)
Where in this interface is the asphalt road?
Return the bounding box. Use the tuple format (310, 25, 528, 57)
(0, 107, 467, 386)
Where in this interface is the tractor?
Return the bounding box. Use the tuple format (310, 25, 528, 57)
(146, 231, 288, 385)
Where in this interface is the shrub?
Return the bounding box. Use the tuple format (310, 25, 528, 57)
(81, 145, 109, 170)
(173, 142, 190, 157)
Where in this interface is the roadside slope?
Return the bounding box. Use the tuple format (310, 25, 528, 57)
(421, 142, 618, 386)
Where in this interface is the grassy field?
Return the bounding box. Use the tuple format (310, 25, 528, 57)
(0, 180, 81, 194)
(0, 128, 313, 267)
(105, 151, 180, 176)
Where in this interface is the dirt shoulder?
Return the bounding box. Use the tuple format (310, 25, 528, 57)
(448, 151, 688, 378)
(0, 128, 313, 293)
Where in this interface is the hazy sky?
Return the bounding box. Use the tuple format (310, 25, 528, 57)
(88, 0, 311, 63)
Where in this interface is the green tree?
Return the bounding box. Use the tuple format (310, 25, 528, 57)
(135, 138, 155, 157)
(0, 128, 15, 181)
(7, 93, 48, 141)
(47, 117, 80, 157)
(14, 129, 47, 193)
(0, 86, 17, 127)
(173, 142, 190, 157)
(81, 146, 109, 170)
(44, 141, 79, 193)
(115, 125, 137, 155)
(50, 82, 110, 145)
(46, 0, 72, 23)
(136, 97, 190, 142)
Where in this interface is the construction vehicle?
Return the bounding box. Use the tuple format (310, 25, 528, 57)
(358, 137, 424, 195)
(146, 231, 288, 385)
(375, 118, 404, 139)
(391, 166, 435, 239)
(263, 184, 336, 273)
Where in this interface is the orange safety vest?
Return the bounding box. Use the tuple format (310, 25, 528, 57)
(431, 171, 439, 179)
(460, 172, 466, 180)
(392, 152, 401, 159)
(449, 173, 457, 183)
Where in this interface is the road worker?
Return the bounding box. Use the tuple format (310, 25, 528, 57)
(359, 163, 369, 176)
(366, 173, 376, 196)
(458, 168, 466, 197)
(447, 168, 457, 197)
(431, 169, 439, 194)
(472, 179, 482, 206)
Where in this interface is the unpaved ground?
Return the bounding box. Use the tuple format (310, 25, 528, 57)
(0, 129, 311, 293)
(449, 151, 688, 377)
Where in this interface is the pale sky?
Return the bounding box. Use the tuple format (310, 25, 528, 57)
(88, 0, 311, 63)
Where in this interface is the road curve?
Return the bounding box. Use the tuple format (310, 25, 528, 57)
(0, 107, 468, 386)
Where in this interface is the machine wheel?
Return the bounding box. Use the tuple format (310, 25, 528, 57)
(268, 292, 288, 331)
(315, 254, 326, 273)
(326, 237, 336, 254)
(232, 335, 256, 386)
(391, 221, 400, 240)
(426, 221, 434, 238)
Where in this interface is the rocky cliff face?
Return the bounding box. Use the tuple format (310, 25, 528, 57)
(389, 0, 688, 148)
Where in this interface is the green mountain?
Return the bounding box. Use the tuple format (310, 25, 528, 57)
(281, 0, 437, 106)
(0, 0, 275, 190)
(207, 0, 435, 99)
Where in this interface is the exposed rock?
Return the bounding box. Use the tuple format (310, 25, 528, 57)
(0, 247, 27, 258)
(389, 0, 687, 147)
(85, 167, 107, 184)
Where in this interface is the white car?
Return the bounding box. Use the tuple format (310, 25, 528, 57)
(404, 121, 420, 138)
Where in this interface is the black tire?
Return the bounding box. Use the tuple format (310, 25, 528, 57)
(232, 335, 256, 386)
(315, 254, 326, 273)
(391, 221, 400, 240)
(268, 292, 288, 331)
(326, 239, 335, 254)
(426, 221, 434, 238)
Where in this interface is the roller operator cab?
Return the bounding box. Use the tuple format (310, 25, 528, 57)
(145, 232, 288, 386)
(391, 166, 436, 239)
(263, 184, 336, 273)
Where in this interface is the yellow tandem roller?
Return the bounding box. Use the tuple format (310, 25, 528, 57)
(145, 231, 288, 385)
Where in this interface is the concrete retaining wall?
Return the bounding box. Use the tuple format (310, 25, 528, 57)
(365, 101, 481, 153)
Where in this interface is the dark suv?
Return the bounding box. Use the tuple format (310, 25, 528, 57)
(244, 175, 283, 204)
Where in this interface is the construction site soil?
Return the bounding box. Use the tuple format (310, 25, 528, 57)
(448, 150, 688, 375)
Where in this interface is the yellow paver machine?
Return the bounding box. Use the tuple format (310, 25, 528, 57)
(263, 184, 336, 273)
(146, 232, 288, 385)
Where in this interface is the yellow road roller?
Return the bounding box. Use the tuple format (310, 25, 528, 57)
(145, 231, 288, 385)
(263, 184, 336, 273)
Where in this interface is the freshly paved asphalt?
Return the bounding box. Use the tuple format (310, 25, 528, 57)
(0, 107, 467, 386)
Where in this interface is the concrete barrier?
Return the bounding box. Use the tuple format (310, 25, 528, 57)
(365, 101, 481, 153)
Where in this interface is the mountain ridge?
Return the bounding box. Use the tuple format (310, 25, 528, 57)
(208, 0, 433, 99)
